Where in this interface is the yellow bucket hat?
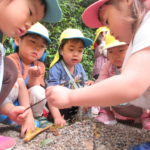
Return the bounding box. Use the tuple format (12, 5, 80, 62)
(92, 26, 109, 49)
(104, 32, 127, 50)
(50, 28, 92, 68)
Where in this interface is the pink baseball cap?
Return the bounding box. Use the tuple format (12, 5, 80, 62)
(82, 0, 109, 28)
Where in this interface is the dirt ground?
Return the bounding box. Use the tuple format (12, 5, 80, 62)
(0, 119, 150, 150)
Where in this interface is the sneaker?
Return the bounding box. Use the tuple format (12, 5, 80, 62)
(141, 112, 150, 130)
(0, 136, 16, 150)
(95, 109, 117, 125)
(91, 107, 100, 117)
(35, 116, 52, 128)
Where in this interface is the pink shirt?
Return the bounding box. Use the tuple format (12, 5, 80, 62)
(96, 61, 121, 83)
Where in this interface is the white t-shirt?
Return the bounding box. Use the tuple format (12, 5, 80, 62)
(123, 11, 150, 109)
(0, 43, 5, 92)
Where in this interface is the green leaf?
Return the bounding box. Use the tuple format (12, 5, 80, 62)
(40, 138, 53, 146)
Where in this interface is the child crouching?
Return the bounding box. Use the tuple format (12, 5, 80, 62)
(0, 22, 50, 137)
(46, 28, 93, 126)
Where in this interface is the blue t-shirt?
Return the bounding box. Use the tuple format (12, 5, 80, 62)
(47, 60, 87, 89)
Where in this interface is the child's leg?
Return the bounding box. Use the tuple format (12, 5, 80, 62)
(0, 57, 17, 105)
(28, 85, 46, 117)
(141, 109, 150, 130)
(112, 104, 143, 119)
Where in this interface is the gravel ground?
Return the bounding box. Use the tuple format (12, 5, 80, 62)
(0, 119, 150, 150)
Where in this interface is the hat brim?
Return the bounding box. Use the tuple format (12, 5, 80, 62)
(27, 31, 51, 44)
(82, 0, 109, 28)
(42, 0, 62, 23)
(105, 42, 127, 49)
(64, 37, 93, 48)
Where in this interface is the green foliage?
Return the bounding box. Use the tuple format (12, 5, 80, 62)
(5, 0, 96, 80)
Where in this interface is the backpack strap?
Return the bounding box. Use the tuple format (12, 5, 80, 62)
(61, 60, 81, 89)
(19, 58, 34, 86)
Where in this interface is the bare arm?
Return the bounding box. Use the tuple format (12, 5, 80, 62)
(18, 78, 35, 137)
(46, 47, 150, 108)
(70, 47, 150, 107)
(18, 78, 32, 107)
(48, 105, 67, 126)
(49, 106, 62, 119)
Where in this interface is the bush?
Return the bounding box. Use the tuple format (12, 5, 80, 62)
(5, 0, 96, 80)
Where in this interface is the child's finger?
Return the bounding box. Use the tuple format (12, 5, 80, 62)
(14, 106, 26, 114)
(18, 112, 27, 120)
(21, 127, 27, 138)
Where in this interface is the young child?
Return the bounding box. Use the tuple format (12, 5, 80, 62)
(95, 32, 138, 124)
(91, 31, 128, 120)
(92, 26, 108, 80)
(0, 0, 62, 148)
(1, 22, 50, 137)
(46, 28, 93, 126)
(91, 27, 108, 117)
(46, 0, 150, 129)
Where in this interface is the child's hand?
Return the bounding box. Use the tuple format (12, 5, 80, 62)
(28, 66, 43, 86)
(46, 86, 71, 109)
(28, 66, 42, 78)
(54, 116, 67, 127)
(6, 105, 27, 125)
(20, 113, 35, 137)
(85, 80, 94, 86)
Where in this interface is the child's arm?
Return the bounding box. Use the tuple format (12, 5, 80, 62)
(28, 64, 45, 87)
(85, 80, 94, 86)
(48, 104, 67, 127)
(0, 103, 27, 125)
(79, 63, 94, 86)
(46, 47, 150, 108)
(17, 78, 35, 137)
(46, 63, 62, 86)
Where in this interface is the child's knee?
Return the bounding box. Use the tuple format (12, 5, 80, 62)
(28, 85, 46, 117)
(1, 82, 19, 106)
(29, 85, 46, 102)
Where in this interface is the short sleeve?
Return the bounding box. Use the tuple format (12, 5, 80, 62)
(131, 11, 150, 54)
(46, 63, 62, 86)
(78, 64, 87, 81)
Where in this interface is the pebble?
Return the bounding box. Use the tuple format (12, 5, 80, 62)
(0, 119, 150, 150)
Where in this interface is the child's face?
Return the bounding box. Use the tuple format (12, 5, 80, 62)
(99, 31, 108, 41)
(60, 40, 84, 67)
(0, 0, 45, 37)
(107, 44, 128, 67)
(15, 34, 47, 63)
(99, 2, 133, 43)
